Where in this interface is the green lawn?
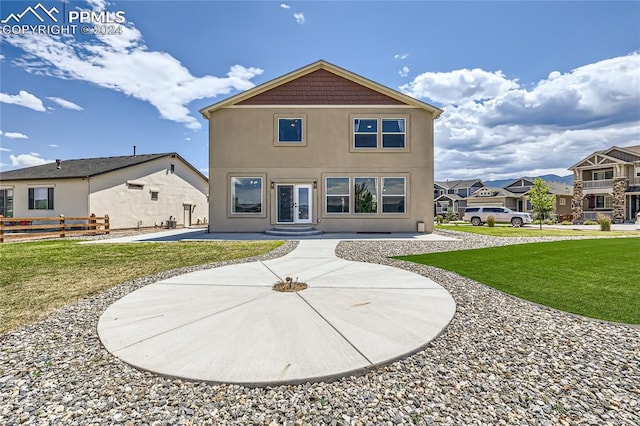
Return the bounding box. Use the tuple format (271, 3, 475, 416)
(397, 238, 640, 324)
(0, 240, 282, 334)
(436, 224, 640, 237)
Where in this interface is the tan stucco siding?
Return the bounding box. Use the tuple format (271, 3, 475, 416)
(1, 179, 88, 218)
(209, 107, 434, 233)
(90, 157, 208, 229)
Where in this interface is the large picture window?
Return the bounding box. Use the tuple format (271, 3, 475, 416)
(231, 177, 263, 214)
(0, 189, 14, 217)
(354, 177, 378, 214)
(382, 177, 406, 213)
(278, 118, 303, 143)
(326, 177, 350, 213)
(28, 187, 54, 210)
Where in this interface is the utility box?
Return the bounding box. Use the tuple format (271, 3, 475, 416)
(167, 219, 177, 229)
(417, 221, 425, 233)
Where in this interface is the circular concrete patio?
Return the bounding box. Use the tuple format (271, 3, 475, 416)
(97, 240, 456, 386)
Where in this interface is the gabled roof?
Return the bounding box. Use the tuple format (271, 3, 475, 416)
(434, 179, 484, 190)
(435, 193, 465, 201)
(0, 153, 208, 182)
(199, 60, 443, 119)
(470, 186, 517, 198)
(569, 144, 640, 170)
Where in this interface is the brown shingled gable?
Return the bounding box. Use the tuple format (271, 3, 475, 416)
(237, 69, 405, 105)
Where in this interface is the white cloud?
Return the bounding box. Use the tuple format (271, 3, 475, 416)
(399, 66, 410, 77)
(46, 97, 84, 111)
(280, 3, 291, 9)
(404, 52, 640, 180)
(9, 153, 52, 168)
(394, 53, 409, 60)
(401, 68, 520, 105)
(0, 90, 46, 112)
(49, 144, 59, 148)
(0, 54, 4, 61)
(2, 5, 263, 130)
(185, 137, 191, 141)
(0, 147, 10, 152)
(294, 12, 305, 24)
(0, 130, 28, 139)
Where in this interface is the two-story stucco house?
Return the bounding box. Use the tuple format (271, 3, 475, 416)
(569, 145, 640, 223)
(434, 179, 485, 217)
(0, 153, 209, 229)
(199, 60, 442, 233)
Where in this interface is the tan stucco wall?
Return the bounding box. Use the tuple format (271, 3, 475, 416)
(208, 107, 435, 233)
(0, 179, 88, 218)
(90, 156, 208, 229)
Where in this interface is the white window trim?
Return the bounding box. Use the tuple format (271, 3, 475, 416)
(381, 118, 406, 149)
(354, 177, 379, 214)
(381, 177, 407, 214)
(230, 176, 264, 215)
(325, 177, 351, 215)
(350, 115, 410, 152)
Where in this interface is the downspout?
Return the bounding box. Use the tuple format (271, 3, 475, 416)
(87, 176, 91, 216)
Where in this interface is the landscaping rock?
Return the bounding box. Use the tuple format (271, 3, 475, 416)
(1, 233, 638, 425)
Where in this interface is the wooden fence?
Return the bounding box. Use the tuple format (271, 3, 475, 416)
(0, 214, 109, 243)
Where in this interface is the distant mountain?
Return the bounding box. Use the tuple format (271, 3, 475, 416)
(483, 174, 573, 188)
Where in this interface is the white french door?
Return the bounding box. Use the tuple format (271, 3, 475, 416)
(276, 184, 312, 224)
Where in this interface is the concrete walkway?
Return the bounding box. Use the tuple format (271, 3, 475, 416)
(98, 239, 456, 386)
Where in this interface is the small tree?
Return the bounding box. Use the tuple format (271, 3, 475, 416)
(528, 178, 556, 230)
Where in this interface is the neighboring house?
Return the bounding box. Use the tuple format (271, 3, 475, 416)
(569, 145, 640, 223)
(503, 178, 573, 218)
(466, 186, 520, 210)
(0, 153, 209, 229)
(434, 179, 484, 217)
(199, 60, 443, 233)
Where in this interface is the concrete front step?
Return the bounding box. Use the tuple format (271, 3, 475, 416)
(264, 226, 323, 236)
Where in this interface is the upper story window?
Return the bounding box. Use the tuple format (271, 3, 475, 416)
(381, 119, 405, 148)
(354, 119, 378, 148)
(29, 187, 54, 210)
(274, 114, 307, 146)
(352, 116, 408, 151)
(593, 170, 613, 180)
(278, 118, 303, 143)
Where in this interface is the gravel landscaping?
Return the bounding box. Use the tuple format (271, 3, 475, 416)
(1, 232, 638, 425)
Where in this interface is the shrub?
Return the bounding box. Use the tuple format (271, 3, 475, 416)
(583, 220, 598, 225)
(597, 214, 612, 231)
(560, 221, 572, 226)
(486, 215, 496, 227)
(435, 216, 443, 224)
(445, 210, 458, 222)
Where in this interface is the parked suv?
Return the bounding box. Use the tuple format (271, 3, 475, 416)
(463, 206, 533, 227)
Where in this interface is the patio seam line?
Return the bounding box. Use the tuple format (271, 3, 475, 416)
(296, 291, 374, 366)
(155, 282, 275, 288)
(110, 290, 273, 352)
(259, 260, 285, 282)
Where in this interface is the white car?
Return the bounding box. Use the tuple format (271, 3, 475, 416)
(463, 206, 533, 227)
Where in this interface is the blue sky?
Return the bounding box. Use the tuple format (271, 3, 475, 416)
(1, 0, 639, 180)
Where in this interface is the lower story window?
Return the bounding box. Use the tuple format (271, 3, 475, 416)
(29, 187, 54, 210)
(0, 189, 13, 217)
(231, 177, 263, 214)
(354, 177, 378, 214)
(382, 177, 406, 213)
(326, 177, 350, 213)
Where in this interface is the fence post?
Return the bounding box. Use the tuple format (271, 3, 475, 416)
(0, 215, 4, 243)
(105, 214, 110, 234)
(90, 213, 96, 234)
(60, 214, 65, 238)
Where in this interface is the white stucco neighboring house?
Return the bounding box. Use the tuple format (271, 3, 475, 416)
(0, 153, 209, 229)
